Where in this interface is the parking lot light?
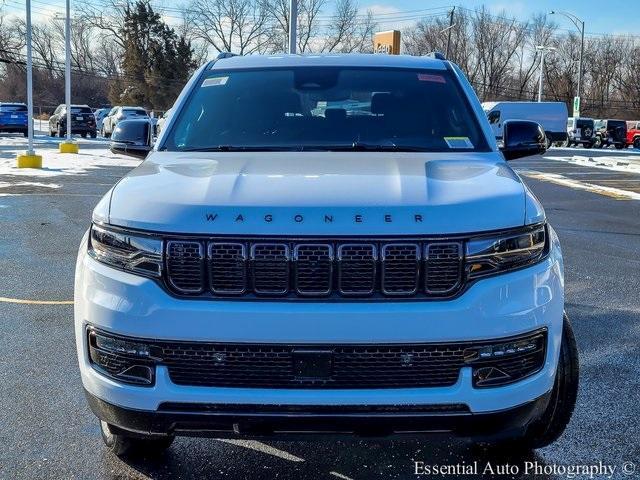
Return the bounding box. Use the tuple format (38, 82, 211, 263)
(17, 0, 42, 168)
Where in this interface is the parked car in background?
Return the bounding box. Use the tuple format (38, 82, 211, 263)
(101, 106, 149, 138)
(49, 104, 97, 138)
(565, 117, 595, 148)
(626, 121, 640, 149)
(482, 101, 568, 148)
(0, 102, 28, 136)
(156, 107, 172, 135)
(93, 108, 112, 132)
(594, 119, 627, 149)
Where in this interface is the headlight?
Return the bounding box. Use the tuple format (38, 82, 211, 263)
(465, 224, 547, 279)
(88, 224, 163, 277)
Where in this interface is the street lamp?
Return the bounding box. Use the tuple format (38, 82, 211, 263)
(59, 0, 78, 153)
(549, 10, 585, 115)
(535, 45, 556, 102)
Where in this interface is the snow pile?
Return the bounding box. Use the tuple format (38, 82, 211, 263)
(0, 148, 141, 178)
(544, 154, 640, 175)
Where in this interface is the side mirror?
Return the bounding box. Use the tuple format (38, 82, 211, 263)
(500, 120, 547, 161)
(110, 119, 152, 159)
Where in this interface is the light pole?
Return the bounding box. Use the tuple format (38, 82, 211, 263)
(288, 0, 297, 54)
(17, 0, 42, 168)
(59, 0, 78, 153)
(445, 7, 455, 58)
(550, 11, 585, 115)
(536, 45, 556, 102)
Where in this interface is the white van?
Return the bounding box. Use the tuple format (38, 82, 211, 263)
(482, 101, 568, 147)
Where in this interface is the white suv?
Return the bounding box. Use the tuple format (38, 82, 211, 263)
(75, 53, 578, 457)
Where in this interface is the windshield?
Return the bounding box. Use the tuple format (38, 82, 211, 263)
(70, 107, 92, 114)
(0, 104, 27, 112)
(123, 109, 148, 116)
(162, 67, 489, 152)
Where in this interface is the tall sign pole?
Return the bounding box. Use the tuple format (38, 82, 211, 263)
(17, 0, 42, 168)
(60, 0, 78, 153)
(288, 0, 297, 54)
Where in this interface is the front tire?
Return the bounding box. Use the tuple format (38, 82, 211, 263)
(634, 138, 640, 149)
(99, 420, 174, 457)
(480, 314, 579, 452)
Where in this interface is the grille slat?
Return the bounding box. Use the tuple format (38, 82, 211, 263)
(294, 244, 333, 296)
(425, 243, 462, 294)
(251, 243, 290, 295)
(165, 239, 465, 299)
(166, 241, 205, 293)
(208, 243, 247, 294)
(381, 244, 421, 295)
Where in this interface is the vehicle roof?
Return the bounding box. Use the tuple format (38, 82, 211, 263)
(210, 53, 447, 71)
(120, 106, 148, 110)
(59, 104, 91, 108)
(0, 102, 27, 106)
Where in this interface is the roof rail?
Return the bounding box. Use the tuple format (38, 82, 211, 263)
(424, 51, 446, 60)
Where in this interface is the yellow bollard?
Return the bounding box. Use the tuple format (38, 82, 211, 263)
(59, 141, 79, 154)
(16, 152, 43, 168)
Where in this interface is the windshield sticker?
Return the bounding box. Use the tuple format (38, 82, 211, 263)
(417, 73, 446, 83)
(444, 136, 474, 149)
(202, 76, 229, 87)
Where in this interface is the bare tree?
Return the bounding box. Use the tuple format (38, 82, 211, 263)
(322, 0, 376, 53)
(184, 0, 269, 55)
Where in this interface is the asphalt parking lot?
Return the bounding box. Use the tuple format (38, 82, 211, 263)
(1, 137, 639, 479)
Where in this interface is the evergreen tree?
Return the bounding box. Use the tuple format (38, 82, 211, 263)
(110, 1, 196, 110)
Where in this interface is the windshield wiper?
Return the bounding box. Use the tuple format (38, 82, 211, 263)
(177, 145, 302, 152)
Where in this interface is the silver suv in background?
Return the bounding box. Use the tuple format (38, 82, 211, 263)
(101, 106, 149, 138)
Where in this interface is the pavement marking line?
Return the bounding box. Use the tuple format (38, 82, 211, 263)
(520, 170, 640, 200)
(330, 472, 355, 480)
(217, 439, 305, 462)
(0, 296, 73, 305)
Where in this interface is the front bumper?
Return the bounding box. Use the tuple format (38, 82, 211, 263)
(0, 125, 27, 133)
(85, 387, 551, 440)
(75, 228, 564, 424)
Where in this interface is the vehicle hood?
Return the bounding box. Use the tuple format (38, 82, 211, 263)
(105, 152, 531, 235)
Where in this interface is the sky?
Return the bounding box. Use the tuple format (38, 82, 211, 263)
(2, 0, 639, 37)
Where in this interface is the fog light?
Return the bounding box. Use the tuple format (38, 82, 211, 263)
(88, 330, 156, 386)
(463, 331, 547, 388)
(94, 335, 150, 357)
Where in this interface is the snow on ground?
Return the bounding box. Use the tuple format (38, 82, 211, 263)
(0, 148, 141, 178)
(0, 133, 141, 181)
(543, 153, 640, 175)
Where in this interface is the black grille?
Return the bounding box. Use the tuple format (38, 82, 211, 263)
(167, 241, 204, 293)
(164, 239, 464, 299)
(338, 244, 377, 295)
(161, 343, 466, 388)
(381, 244, 420, 295)
(294, 244, 333, 295)
(251, 243, 290, 295)
(208, 243, 246, 294)
(88, 329, 547, 390)
(425, 243, 462, 294)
